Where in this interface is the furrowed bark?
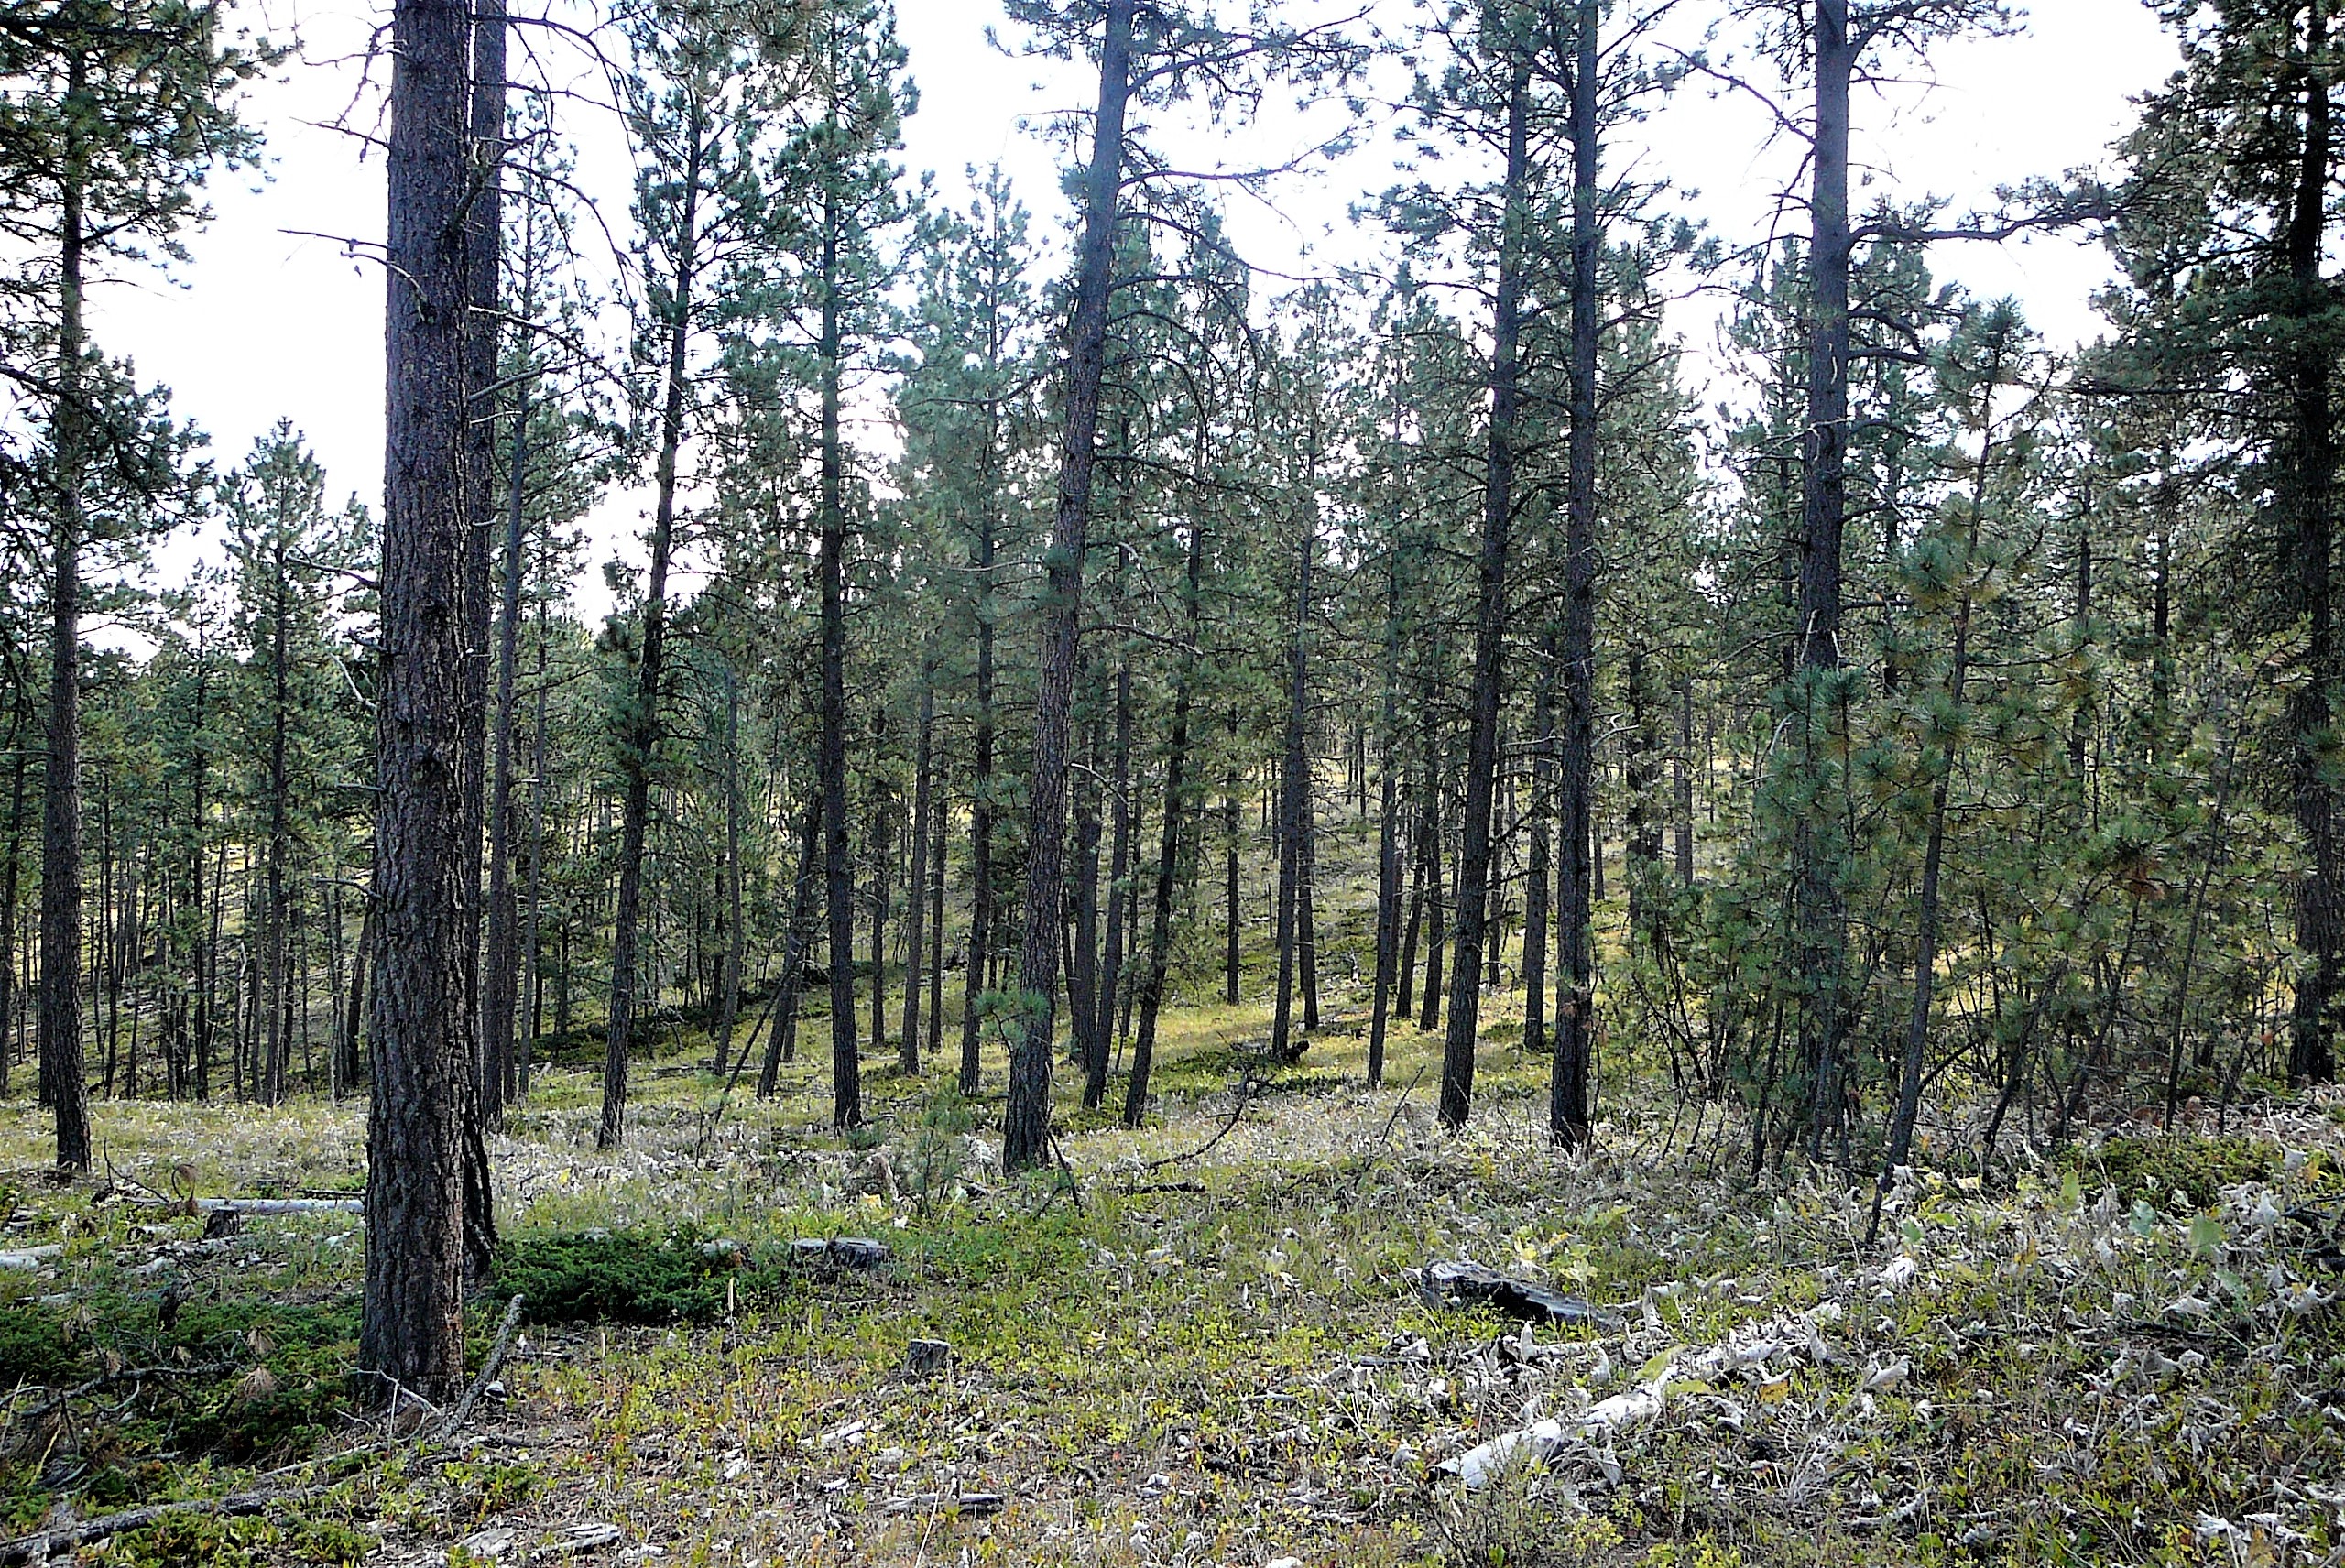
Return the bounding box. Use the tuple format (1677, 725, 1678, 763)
(364, 0, 474, 1400)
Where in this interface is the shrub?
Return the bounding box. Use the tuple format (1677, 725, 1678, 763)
(493, 1226, 796, 1324)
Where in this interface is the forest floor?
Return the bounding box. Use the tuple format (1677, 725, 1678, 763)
(5, 944, 2345, 1565)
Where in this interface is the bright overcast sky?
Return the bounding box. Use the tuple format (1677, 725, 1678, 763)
(89, 0, 2181, 613)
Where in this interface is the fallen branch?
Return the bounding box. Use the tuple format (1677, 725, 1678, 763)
(433, 1294, 524, 1441)
(5, 1292, 532, 1560)
(1128, 1073, 1264, 1177)
(0, 1486, 330, 1563)
(196, 1198, 363, 1216)
(3, 1363, 236, 1431)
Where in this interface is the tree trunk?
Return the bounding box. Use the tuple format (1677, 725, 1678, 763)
(1124, 501, 1204, 1127)
(483, 213, 537, 1118)
(1418, 747, 1445, 1034)
(1091, 588, 1133, 1106)
(342, 880, 373, 1094)
(518, 599, 549, 1097)
(958, 441, 998, 1097)
(1674, 670, 1695, 885)
(600, 102, 703, 1149)
(265, 537, 292, 1105)
(1072, 710, 1104, 1093)
(456, 0, 507, 1280)
(867, 713, 890, 1060)
(0, 717, 27, 1098)
(41, 49, 93, 1171)
(1398, 772, 1423, 1024)
(1439, 49, 1529, 1130)
(1876, 407, 1991, 1228)
(1368, 548, 1404, 1087)
(1271, 517, 1315, 1064)
(926, 790, 944, 1062)
(2288, 0, 2340, 1085)
(1551, 0, 1601, 1148)
(758, 791, 824, 1096)
(713, 665, 747, 1071)
(363, 0, 475, 1402)
(818, 164, 861, 1129)
(1223, 738, 1240, 1005)
(1004, 0, 1133, 1170)
(1299, 789, 1320, 1032)
(1794, 0, 1856, 1154)
(900, 669, 934, 1073)
(1522, 634, 1555, 1056)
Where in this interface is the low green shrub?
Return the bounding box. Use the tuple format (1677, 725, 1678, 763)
(493, 1225, 797, 1324)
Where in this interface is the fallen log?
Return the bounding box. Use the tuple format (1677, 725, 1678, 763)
(194, 1198, 363, 1216)
(1419, 1260, 1617, 1328)
(0, 1486, 330, 1563)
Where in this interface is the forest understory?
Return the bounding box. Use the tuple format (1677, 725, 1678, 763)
(5, 830, 2344, 1568)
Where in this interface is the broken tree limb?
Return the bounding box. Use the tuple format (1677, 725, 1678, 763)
(1419, 1259, 1619, 1328)
(0, 1486, 331, 1563)
(1127, 1073, 1264, 1178)
(433, 1293, 524, 1441)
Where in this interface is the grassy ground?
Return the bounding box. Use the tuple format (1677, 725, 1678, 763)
(5, 807, 2345, 1565)
(4, 1001, 2344, 1567)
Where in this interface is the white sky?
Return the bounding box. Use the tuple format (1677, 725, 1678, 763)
(88, 0, 2182, 618)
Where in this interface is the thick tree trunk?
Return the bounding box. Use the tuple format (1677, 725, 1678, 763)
(2288, 0, 2340, 1085)
(1004, 0, 1133, 1170)
(1551, 0, 1601, 1148)
(363, 0, 474, 1402)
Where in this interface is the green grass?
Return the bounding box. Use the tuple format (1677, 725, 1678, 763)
(0, 810, 2341, 1565)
